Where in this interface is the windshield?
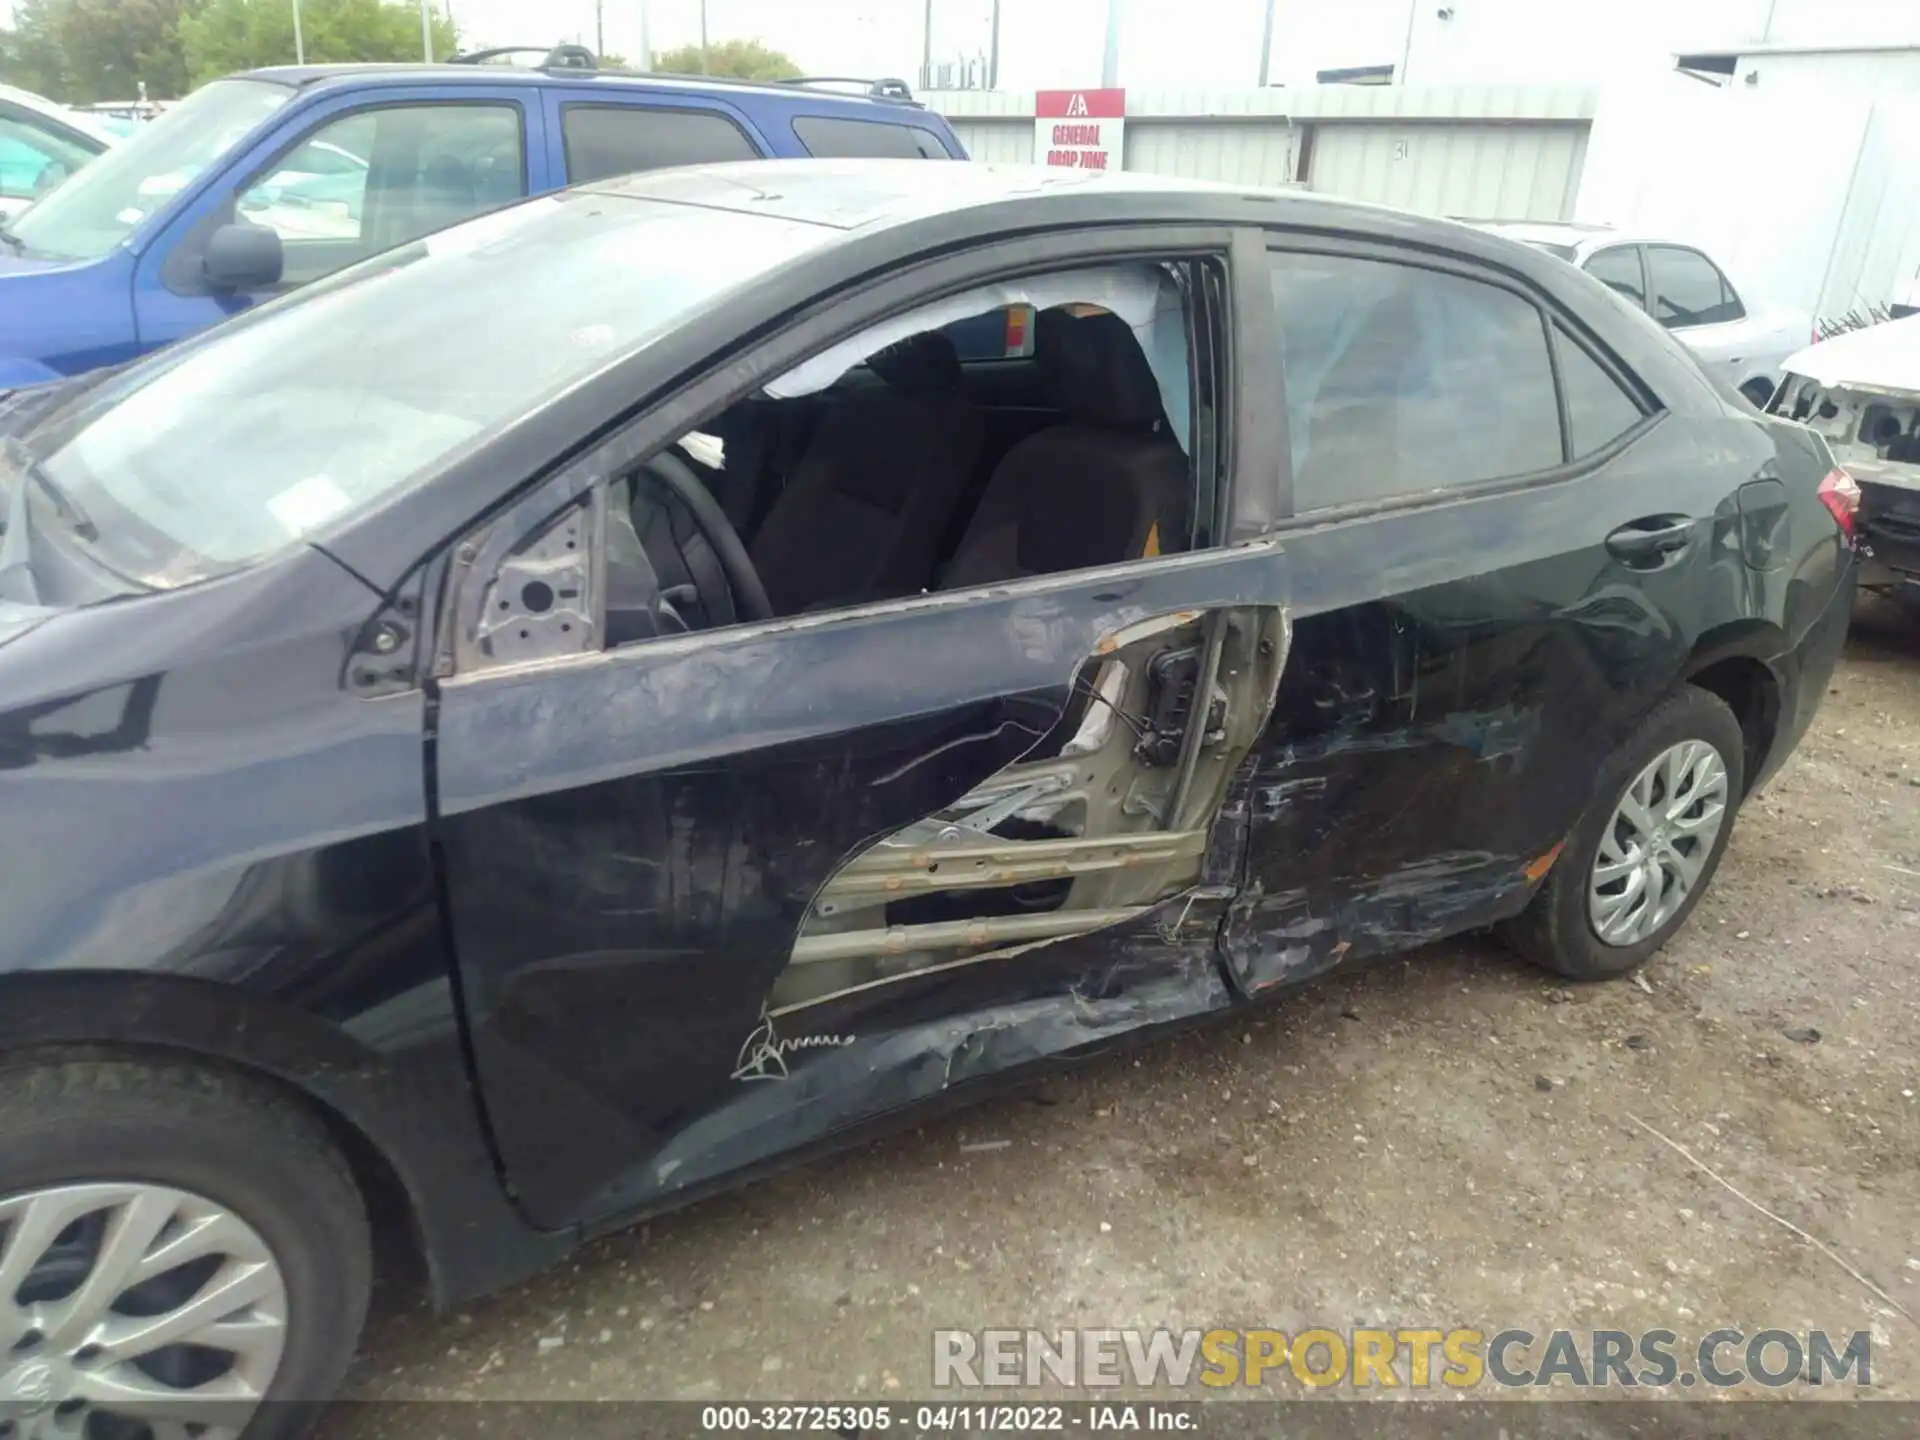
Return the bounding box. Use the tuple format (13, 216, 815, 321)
(6, 78, 290, 261)
(20, 192, 834, 587)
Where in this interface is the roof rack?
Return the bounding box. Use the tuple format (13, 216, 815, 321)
(451, 44, 599, 70)
(778, 75, 919, 104)
(445, 47, 920, 105)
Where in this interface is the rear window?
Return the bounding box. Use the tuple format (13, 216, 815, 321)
(791, 115, 951, 159)
(562, 104, 759, 184)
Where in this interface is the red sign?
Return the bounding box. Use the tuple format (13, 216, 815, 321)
(1033, 89, 1126, 171)
(1035, 88, 1126, 119)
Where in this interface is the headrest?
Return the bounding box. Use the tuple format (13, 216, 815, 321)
(1036, 308, 1165, 431)
(867, 330, 962, 399)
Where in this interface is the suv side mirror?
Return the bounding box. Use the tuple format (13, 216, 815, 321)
(203, 222, 284, 292)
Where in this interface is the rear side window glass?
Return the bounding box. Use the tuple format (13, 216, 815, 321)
(792, 115, 950, 158)
(1584, 247, 1645, 308)
(561, 105, 759, 183)
(1647, 246, 1744, 328)
(1555, 325, 1646, 457)
(1268, 250, 1563, 510)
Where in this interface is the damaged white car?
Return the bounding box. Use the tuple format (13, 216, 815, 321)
(1771, 314, 1920, 607)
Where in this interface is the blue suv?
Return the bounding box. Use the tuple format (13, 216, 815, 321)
(0, 47, 966, 388)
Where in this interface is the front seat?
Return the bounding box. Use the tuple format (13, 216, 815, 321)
(749, 332, 983, 615)
(414, 153, 477, 234)
(941, 309, 1188, 590)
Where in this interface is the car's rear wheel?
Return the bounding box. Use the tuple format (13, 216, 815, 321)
(1502, 685, 1746, 980)
(0, 1056, 370, 1440)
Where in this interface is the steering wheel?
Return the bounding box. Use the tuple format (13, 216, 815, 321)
(636, 450, 774, 625)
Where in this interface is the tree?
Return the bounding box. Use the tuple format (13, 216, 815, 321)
(651, 38, 800, 82)
(0, 0, 196, 102)
(179, 0, 457, 87)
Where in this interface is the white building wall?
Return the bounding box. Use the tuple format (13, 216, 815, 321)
(1728, 48, 1920, 93)
(1307, 123, 1587, 219)
(1575, 83, 1920, 320)
(946, 118, 1034, 163)
(1126, 123, 1300, 187)
(928, 86, 1594, 220)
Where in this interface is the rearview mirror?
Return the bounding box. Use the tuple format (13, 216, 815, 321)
(203, 222, 283, 292)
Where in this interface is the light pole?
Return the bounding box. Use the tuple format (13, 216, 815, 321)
(700, 0, 710, 73)
(291, 0, 304, 64)
(1256, 0, 1275, 87)
(419, 0, 434, 61)
(637, 0, 652, 68)
(1100, 0, 1123, 88)
(922, 0, 933, 89)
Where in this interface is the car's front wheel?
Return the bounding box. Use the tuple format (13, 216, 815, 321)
(1502, 684, 1746, 980)
(0, 1055, 370, 1440)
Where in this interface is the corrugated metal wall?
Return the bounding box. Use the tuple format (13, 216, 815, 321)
(928, 85, 1596, 221)
(1127, 122, 1299, 187)
(946, 118, 1033, 164)
(1306, 123, 1588, 220)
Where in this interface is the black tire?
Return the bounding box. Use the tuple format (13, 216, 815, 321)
(0, 1055, 371, 1440)
(1739, 377, 1776, 409)
(1500, 685, 1746, 980)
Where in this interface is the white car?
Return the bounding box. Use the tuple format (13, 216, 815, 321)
(1770, 313, 1920, 607)
(1478, 223, 1810, 408)
(0, 82, 120, 220)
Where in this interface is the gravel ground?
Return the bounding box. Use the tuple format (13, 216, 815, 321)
(326, 596, 1920, 1429)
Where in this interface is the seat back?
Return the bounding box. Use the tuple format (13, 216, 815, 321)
(941, 309, 1188, 590)
(750, 332, 982, 614)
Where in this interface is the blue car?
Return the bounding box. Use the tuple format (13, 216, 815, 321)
(0, 50, 966, 388)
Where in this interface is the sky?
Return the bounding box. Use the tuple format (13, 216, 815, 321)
(441, 0, 1919, 92)
(450, 0, 1426, 89)
(2, 0, 1913, 91)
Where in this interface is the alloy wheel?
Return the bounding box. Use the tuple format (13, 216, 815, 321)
(1588, 738, 1730, 947)
(0, 1183, 287, 1440)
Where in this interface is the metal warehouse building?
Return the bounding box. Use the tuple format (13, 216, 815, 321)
(927, 84, 1597, 223)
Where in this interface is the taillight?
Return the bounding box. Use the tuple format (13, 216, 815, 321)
(1817, 466, 1861, 539)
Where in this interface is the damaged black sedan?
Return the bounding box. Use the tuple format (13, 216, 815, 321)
(0, 161, 1856, 1436)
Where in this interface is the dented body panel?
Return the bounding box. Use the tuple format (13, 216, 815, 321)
(433, 542, 1288, 1228)
(1227, 410, 1819, 990)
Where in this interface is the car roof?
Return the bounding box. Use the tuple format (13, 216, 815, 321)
(236, 64, 945, 122)
(0, 82, 120, 149)
(1474, 220, 1613, 249)
(1474, 221, 1722, 260)
(584, 159, 1624, 294)
(589, 157, 1350, 232)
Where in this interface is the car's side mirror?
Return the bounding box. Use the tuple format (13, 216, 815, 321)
(202, 222, 284, 292)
